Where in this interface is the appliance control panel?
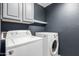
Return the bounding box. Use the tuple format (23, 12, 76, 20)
(6, 30, 32, 39)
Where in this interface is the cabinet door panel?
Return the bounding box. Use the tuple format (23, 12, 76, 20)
(3, 3, 22, 21)
(23, 3, 34, 22)
(7, 4, 18, 17)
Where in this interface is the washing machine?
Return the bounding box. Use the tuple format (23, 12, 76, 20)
(36, 32, 59, 56)
(6, 30, 43, 56)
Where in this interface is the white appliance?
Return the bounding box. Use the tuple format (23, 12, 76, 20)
(6, 30, 43, 56)
(36, 32, 59, 56)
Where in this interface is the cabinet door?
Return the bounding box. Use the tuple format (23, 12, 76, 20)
(23, 3, 34, 22)
(3, 3, 22, 21)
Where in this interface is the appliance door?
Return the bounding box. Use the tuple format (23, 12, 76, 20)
(49, 39, 59, 56)
(6, 39, 43, 56)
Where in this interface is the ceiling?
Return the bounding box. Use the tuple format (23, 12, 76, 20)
(37, 3, 52, 7)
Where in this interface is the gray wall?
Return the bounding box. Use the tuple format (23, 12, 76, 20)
(29, 25, 45, 35)
(1, 21, 45, 35)
(34, 3, 45, 21)
(45, 3, 79, 56)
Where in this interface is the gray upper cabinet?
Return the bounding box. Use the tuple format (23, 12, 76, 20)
(3, 3, 22, 21)
(34, 3, 45, 22)
(22, 3, 34, 22)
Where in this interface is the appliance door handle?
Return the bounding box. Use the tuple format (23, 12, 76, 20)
(8, 50, 14, 55)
